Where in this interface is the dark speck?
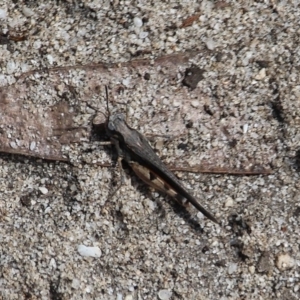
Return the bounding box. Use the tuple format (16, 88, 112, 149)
(20, 194, 32, 207)
(177, 143, 188, 150)
(202, 245, 209, 253)
(185, 120, 193, 128)
(293, 206, 300, 217)
(144, 73, 150, 80)
(215, 260, 226, 267)
(229, 139, 237, 148)
(256, 60, 269, 68)
(142, 17, 149, 23)
(182, 66, 205, 90)
(0, 33, 9, 45)
(294, 149, 300, 172)
(215, 52, 224, 62)
(270, 97, 284, 123)
(204, 104, 213, 116)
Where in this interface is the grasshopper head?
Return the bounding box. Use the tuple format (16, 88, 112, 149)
(106, 113, 129, 138)
(107, 113, 125, 129)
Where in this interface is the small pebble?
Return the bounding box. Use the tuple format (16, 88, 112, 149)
(30, 141, 36, 151)
(242, 51, 253, 66)
(225, 197, 234, 207)
(205, 38, 215, 50)
(122, 78, 130, 87)
(49, 258, 56, 269)
(133, 17, 143, 28)
(128, 286, 134, 292)
(10, 141, 17, 149)
(255, 68, 266, 80)
(191, 100, 200, 108)
(249, 265, 255, 274)
(139, 31, 148, 39)
(0, 9, 7, 19)
(243, 123, 249, 134)
(78, 245, 101, 258)
(47, 54, 54, 65)
(71, 278, 80, 289)
(22, 6, 34, 17)
(158, 289, 172, 300)
(155, 139, 164, 151)
(6, 61, 16, 74)
(39, 187, 48, 194)
(228, 263, 238, 274)
(116, 293, 123, 300)
(276, 253, 294, 271)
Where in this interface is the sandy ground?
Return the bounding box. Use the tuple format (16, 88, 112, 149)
(0, 1, 299, 299)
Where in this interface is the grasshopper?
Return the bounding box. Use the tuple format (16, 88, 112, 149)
(101, 88, 219, 225)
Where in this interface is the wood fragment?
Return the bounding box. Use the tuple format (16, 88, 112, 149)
(180, 13, 201, 28)
(0, 51, 199, 160)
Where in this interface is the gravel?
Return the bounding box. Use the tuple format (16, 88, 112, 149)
(0, 1, 299, 299)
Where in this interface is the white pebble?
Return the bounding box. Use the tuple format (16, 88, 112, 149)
(109, 43, 117, 52)
(167, 36, 176, 42)
(243, 123, 249, 134)
(205, 38, 215, 50)
(21, 63, 29, 73)
(249, 265, 255, 274)
(191, 100, 200, 108)
(133, 17, 143, 28)
(255, 68, 266, 80)
(47, 54, 54, 65)
(144, 199, 157, 211)
(158, 289, 172, 300)
(22, 7, 34, 17)
(0, 74, 7, 85)
(72, 278, 80, 289)
(276, 253, 294, 271)
(116, 293, 123, 300)
(44, 207, 51, 214)
(0, 9, 7, 19)
(33, 40, 42, 49)
(225, 197, 234, 207)
(124, 295, 133, 300)
(139, 31, 148, 39)
(78, 245, 101, 258)
(10, 141, 17, 149)
(173, 99, 181, 107)
(228, 263, 238, 274)
(128, 286, 134, 292)
(122, 78, 130, 87)
(242, 51, 253, 66)
(6, 61, 16, 74)
(30, 141, 36, 151)
(49, 258, 57, 269)
(39, 187, 48, 195)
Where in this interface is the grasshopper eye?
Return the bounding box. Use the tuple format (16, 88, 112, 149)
(116, 113, 125, 121)
(107, 120, 115, 131)
(107, 115, 117, 131)
(107, 114, 125, 131)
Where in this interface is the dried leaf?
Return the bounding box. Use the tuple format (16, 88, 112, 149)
(180, 13, 201, 28)
(0, 50, 275, 173)
(0, 51, 199, 160)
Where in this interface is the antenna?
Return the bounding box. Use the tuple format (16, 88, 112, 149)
(105, 85, 110, 118)
(86, 85, 111, 127)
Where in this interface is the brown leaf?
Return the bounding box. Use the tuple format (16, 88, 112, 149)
(180, 13, 201, 28)
(0, 51, 200, 161)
